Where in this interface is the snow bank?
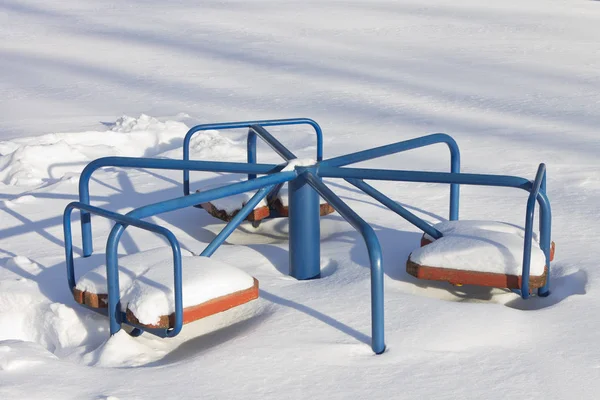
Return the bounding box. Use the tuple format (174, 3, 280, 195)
(187, 130, 247, 161)
(0, 115, 188, 186)
(0, 340, 58, 371)
(0, 257, 103, 358)
(411, 220, 547, 275)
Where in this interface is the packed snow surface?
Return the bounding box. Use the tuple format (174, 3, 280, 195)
(1, 1, 600, 399)
(411, 220, 547, 275)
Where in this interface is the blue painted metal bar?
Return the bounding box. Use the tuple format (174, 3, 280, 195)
(201, 185, 275, 257)
(304, 172, 385, 354)
(318, 166, 531, 189)
(536, 189, 552, 297)
(319, 133, 461, 220)
(126, 171, 296, 221)
(247, 124, 297, 181)
(63, 202, 183, 336)
(249, 124, 297, 161)
(289, 172, 321, 280)
(183, 118, 324, 195)
(346, 178, 443, 239)
(521, 164, 548, 298)
(247, 127, 257, 181)
(79, 157, 279, 257)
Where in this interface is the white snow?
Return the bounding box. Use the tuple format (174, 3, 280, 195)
(75, 247, 193, 296)
(0, 114, 188, 186)
(281, 159, 317, 172)
(411, 220, 546, 275)
(1, 1, 600, 399)
(123, 255, 255, 325)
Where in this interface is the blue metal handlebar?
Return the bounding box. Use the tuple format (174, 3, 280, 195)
(63, 202, 184, 337)
(183, 118, 324, 196)
(521, 164, 551, 298)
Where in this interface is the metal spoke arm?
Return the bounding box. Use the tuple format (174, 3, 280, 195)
(319, 133, 460, 220)
(346, 178, 443, 240)
(304, 172, 386, 354)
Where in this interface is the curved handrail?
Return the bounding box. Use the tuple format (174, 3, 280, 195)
(319, 133, 461, 220)
(521, 164, 550, 298)
(63, 202, 183, 337)
(183, 118, 324, 196)
(304, 172, 385, 354)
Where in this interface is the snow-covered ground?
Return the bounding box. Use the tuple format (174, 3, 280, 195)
(1, 0, 600, 399)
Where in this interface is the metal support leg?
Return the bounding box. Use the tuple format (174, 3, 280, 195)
(289, 172, 321, 280)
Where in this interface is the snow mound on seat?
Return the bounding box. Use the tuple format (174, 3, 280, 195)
(411, 220, 547, 276)
(75, 247, 194, 297)
(124, 256, 255, 325)
(75, 248, 256, 326)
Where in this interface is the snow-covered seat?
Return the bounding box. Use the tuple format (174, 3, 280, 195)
(198, 186, 271, 222)
(406, 220, 555, 290)
(198, 182, 334, 223)
(72, 247, 259, 329)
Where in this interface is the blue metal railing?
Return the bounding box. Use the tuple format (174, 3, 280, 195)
(63, 202, 184, 337)
(346, 178, 443, 240)
(520, 163, 551, 298)
(183, 118, 323, 196)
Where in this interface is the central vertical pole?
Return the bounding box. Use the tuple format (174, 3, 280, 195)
(289, 171, 321, 280)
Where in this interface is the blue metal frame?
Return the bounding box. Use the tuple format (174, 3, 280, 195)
(65, 117, 552, 355)
(64, 202, 184, 337)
